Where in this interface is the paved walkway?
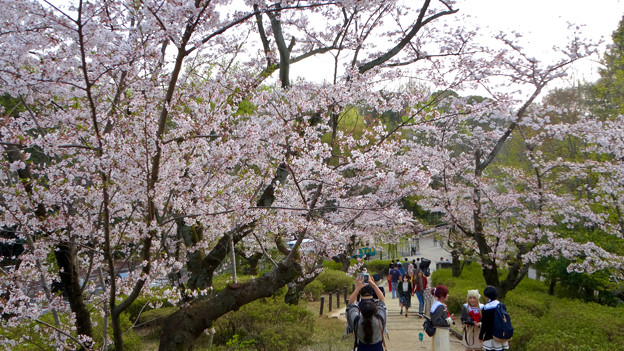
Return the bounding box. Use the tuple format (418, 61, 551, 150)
(333, 235, 464, 351)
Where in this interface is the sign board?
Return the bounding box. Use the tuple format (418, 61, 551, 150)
(357, 247, 376, 257)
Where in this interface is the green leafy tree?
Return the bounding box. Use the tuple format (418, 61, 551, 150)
(591, 16, 624, 118)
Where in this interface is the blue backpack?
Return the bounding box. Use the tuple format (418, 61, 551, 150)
(492, 303, 513, 342)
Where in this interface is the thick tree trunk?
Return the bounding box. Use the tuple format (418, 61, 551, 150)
(548, 278, 556, 295)
(54, 242, 93, 340)
(499, 259, 529, 299)
(182, 223, 251, 290)
(159, 261, 302, 350)
(332, 253, 351, 272)
(450, 249, 463, 277)
(238, 251, 262, 276)
(246, 253, 262, 276)
(284, 281, 304, 305)
(284, 272, 318, 305)
(332, 234, 357, 272)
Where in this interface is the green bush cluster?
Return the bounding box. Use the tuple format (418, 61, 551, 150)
(316, 269, 355, 293)
(362, 259, 392, 276)
(125, 296, 174, 322)
(0, 307, 144, 351)
(303, 279, 325, 301)
(321, 260, 344, 270)
(321, 258, 358, 271)
(211, 298, 315, 350)
(432, 263, 624, 351)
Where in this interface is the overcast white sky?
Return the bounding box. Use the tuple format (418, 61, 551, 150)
(291, 0, 624, 88)
(461, 0, 624, 81)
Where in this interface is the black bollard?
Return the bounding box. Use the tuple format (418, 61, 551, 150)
(329, 292, 333, 312)
(337, 291, 340, 309)
(344, 286, 348, 300)
(319, 296, 325, 316)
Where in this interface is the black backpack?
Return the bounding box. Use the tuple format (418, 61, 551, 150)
(422, 315, 436, 337)
(492, 303, 513, 342)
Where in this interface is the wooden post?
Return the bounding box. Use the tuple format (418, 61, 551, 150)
(344, 286, 348, 300)
(328, 292, 333, 312)
(337, 291, 340, 309)
(319, 297, 324, 316)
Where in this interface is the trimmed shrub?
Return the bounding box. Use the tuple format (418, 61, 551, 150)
(362, 260, 392, 276)
(316, 269, 355, 293)
(322, 260, 343, 270)
(303, 279, 324, 301)
(322, 258, 358, 271)
(212, 298, 315, 350)
(432, 262, 624, 351)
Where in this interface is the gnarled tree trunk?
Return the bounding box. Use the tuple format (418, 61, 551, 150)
(159, 261, 302, 350)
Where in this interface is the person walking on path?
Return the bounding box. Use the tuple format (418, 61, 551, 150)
(413, 270, 428, 317)
(460, 289, 483, 351)
(389, 264, 401, 299)
(398, 262, 406, 276)
(346, 276, 387, 351)
(407, 261, 415, 280)
(397, 274, 413, 317)
(479, 286, 510, 351)
(430, 285, 457, 351)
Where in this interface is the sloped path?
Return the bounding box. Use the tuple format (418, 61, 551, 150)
(382, 281, 464, 351)
(333, 236, 464, 351)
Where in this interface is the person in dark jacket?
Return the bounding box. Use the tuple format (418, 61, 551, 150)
(479, 286, 510, 351)
(389, 264, 401, 299)
(397, 274, 412, 317)
(430, 285, 457, 350)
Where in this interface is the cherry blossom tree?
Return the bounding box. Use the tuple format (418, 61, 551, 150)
(1, 0, 619, 350)
(0, 0, 466, 349)
(415, 32, 624, 297)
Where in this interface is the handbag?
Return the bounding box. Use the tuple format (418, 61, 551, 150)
(462, 324, 481, 349)
(423, 316, 436, 337)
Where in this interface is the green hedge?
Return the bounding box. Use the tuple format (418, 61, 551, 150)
(322, 259, 358, 271)
(316, 269, 355, 293)
(211, 298, 315, 350)
(362, 260, 392, 276)
(432, 263, 624, 351)
(303, 279, 325, 301)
